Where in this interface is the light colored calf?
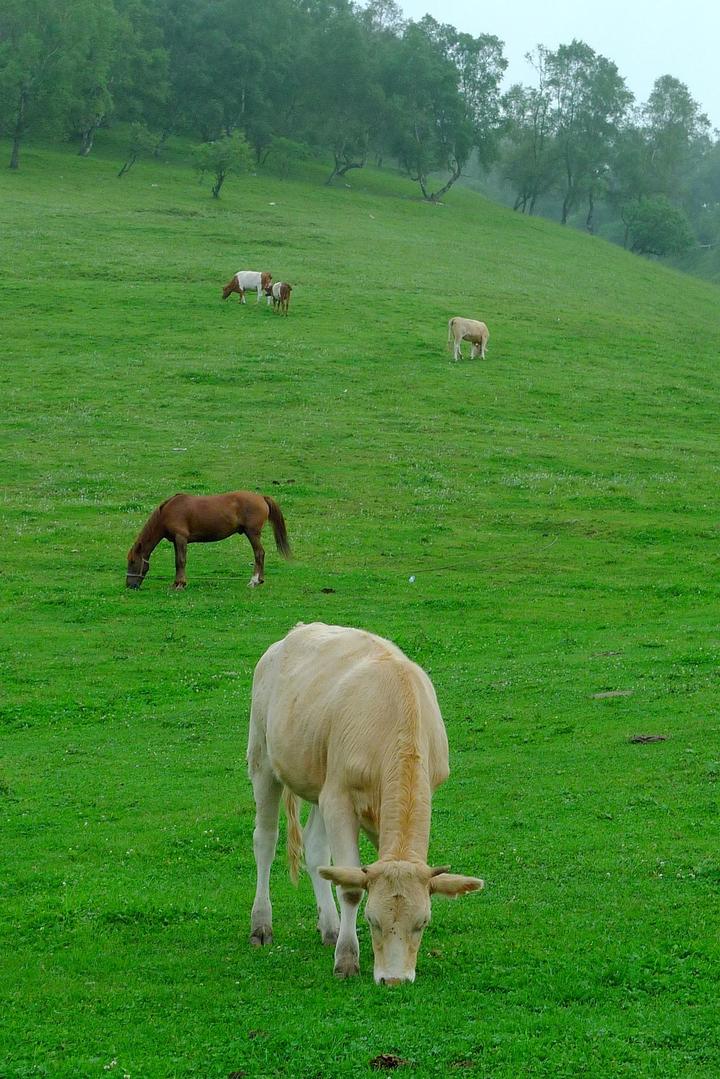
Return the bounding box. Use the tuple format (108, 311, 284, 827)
(448, 316, 489, 361)
(265, 281, 292, 316)
(247, 622, 483, 985)
(222, 270, 272, 304)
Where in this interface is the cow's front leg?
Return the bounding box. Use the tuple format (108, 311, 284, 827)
(320, 792, 362, 977)
(249, 761, 283, 946)
(304, 807, 340, 946)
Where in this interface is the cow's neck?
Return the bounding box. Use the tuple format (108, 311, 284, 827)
(378, 747, 432, 863)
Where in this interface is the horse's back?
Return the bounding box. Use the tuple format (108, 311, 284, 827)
(159, 490, 268, 539)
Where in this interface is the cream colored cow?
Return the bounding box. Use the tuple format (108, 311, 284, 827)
(448, 316, 489, 360)
(247, 622, 484, 985)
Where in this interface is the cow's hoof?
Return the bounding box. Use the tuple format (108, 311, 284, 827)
(334, 954, 360, 978)
(172, 582, 187, 591)
(320, 928, 339, 947)
(250, 926, 272, 947)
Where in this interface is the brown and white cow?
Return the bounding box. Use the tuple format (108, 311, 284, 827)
(222, 270, 272, 304)
(247, 622, 483, 985)
(265, 280, 292, 316)
(448, 316, 489, 361)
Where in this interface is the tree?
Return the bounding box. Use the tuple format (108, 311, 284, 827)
(117, 121, 161, 176)
(194, 133, 252, 197)
(643, 75, 710, 202)
(66, 0, 119, 155)
(262, 136, 310, 178)
(0, 0, 106, 169)
(501, 50, 559, 214)
(388, 19, 471, 202)
(625, 196, 694, 256)
(545, 40, 633, 226)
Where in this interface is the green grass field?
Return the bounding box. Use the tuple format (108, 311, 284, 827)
(2, 134, 719, 1079)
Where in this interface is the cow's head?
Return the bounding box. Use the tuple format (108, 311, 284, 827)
(222, 278, 238, 300)
(260, 271, 272, 291)
(126, 543, 150, 589)
(319, 859, 483, 985)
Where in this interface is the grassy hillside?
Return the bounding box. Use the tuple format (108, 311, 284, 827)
(1, 134, 719, 1079)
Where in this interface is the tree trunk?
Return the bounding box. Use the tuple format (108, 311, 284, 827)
(212, 171, 225, 198)
(585, 190, 595, 233)
(9, 92, 26, 170)
(561, 191, 571, 225)
(9, 131, 21, 170)
(78, 125, 97, 157)
(117, 152, 137, 178)
(422, 160, 462, 202)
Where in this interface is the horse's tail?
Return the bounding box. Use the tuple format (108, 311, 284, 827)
(263, 495, 292, 559)
(283, 787, 303, 885)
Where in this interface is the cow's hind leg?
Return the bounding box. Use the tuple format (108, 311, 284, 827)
(320, 791, 363, 977)
(249, 756, 282, 946)
(304, 807, 340, 946)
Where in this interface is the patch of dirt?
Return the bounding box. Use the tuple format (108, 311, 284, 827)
(369, 1054, 411, 1070)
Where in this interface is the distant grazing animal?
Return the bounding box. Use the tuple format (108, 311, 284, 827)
(447, 316, 489, 361)
(265, 281, 292, 316)
(247, 622, 484, 985)
(126, 491, 291, 590)
(222, 271, 272, 304)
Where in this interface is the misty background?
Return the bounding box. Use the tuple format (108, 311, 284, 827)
(1, 0, 718, 280)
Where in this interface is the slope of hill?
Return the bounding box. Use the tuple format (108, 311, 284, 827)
(2, 136, 719, 1079)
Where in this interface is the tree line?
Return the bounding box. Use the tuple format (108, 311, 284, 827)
(1, 0, 718, 257)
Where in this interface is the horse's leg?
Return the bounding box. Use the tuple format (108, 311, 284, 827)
(172, 535, 188, 589)
(245, 528, 266, 588)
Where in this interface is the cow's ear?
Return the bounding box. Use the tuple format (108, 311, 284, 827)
(429, 865, 451, 877)
(318, 866, 369, 890)
(429, 873, 484, 897)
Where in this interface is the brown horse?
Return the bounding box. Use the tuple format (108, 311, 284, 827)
(126, 491, 291, 590)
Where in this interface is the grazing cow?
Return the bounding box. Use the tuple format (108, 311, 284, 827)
(265, 280, 292, 316)
(222, 270, 272, 304)
(247, 622, 484, 985)
(447, 316, 489, 361)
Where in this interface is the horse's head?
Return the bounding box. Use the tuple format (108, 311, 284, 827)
(126, 544, 150, 589)
(261, 271, 272, 291)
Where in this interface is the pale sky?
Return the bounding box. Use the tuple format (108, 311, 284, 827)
(397, 0, 720, 131)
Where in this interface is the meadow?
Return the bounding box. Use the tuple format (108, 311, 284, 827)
(1, 135, 719, 1078)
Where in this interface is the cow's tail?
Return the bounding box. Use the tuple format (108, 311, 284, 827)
(283, 788, 303, 885)
(263, 495, 292, 559)
(447, 318, 455, 349)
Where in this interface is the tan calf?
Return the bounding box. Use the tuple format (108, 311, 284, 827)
(247, 622, 483, 984)
(448, 316, 489, 361)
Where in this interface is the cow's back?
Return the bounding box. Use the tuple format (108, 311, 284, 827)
(249, 623, 448, 804)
